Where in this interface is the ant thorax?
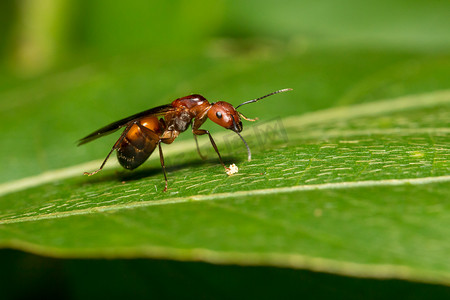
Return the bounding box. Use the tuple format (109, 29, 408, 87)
(166, 109, 193, 132)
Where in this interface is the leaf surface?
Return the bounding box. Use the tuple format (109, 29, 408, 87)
(1, 86, 449, 285)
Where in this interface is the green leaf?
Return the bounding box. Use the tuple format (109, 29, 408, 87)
(2, 1, 450, 297)
(1, 75, 449, 287)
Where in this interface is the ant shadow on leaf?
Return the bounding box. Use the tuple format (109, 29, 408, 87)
(80, 155, 242, 185)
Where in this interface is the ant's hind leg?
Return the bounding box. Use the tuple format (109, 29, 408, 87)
(84, 124, 133, 176)
(135, 122, 169, 192)
(84, 147, 115, 176)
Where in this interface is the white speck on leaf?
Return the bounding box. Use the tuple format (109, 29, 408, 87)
(226, 164, 239, 176)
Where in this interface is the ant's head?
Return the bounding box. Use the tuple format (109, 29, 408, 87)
(207, 88, 292, 162)
(208, 102, 243, 133)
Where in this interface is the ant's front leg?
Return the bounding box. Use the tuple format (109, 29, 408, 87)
(193, 129, 229, 172)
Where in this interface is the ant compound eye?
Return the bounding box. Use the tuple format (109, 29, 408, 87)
(216, 112, 222, 119)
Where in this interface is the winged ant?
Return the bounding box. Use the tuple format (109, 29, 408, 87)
(79, 88, 292, 191)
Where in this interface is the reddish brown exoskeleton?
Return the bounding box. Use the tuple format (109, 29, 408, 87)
(79, 88, 292, 191)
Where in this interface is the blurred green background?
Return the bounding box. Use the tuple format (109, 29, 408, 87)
(1, 0, 449, 74)
(1, 0, 449, 298)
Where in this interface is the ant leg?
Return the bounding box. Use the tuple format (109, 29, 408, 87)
(191, 120, 206, 160)
(84, 148, 115, 176)
(135, 122, 170, 192)
(135, 122, 161, 140)
(84, 124, 133, 176)
(193, 129, 229, 172)
(158, 141, 168, 192)
(193, 134, 207, 160)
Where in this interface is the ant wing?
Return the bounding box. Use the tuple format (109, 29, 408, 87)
(78, 104, 173, 146)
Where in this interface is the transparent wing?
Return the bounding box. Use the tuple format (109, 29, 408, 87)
(78, 104, 173, 146)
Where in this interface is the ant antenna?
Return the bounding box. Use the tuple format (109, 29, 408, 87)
(235, 88, 292, 109)
(231, 114, 252, 161)
(236, 131, 251, 161)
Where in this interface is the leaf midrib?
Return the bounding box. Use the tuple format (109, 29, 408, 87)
(1, 175, 449, 225)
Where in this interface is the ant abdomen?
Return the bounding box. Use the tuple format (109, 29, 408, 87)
(117, 116, 162, 170)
